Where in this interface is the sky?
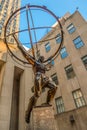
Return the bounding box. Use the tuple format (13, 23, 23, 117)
(21, 0, 87, 20)
(19, 0, 87, 48)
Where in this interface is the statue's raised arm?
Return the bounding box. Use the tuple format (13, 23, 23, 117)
(13, 34, 35, 66)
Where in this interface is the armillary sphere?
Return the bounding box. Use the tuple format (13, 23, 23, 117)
(4, 4, 64, 65)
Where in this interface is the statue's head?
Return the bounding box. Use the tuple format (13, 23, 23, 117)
(38, 56, 44, 63)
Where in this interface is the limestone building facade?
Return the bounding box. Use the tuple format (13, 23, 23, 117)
(0, 11, 87, 130)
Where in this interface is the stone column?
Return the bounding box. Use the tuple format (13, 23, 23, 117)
(31, 105, 57, 130)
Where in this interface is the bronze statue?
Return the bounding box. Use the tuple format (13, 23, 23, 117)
(13, 34, 57, 123)
(4, 4, 64, 125)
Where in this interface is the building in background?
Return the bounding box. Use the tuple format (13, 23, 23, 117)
(39, 11, 87, 130)
(0, 0, 20, 42)
(0, 11, 87, 130)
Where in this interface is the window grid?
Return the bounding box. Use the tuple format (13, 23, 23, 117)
(45, 42, 51, 52)
(0, 0, 5, 11)
(51, 73, 58, 85)
(56, 34, 61, 43)
(73, 36, 84, 49)
(51, 60, 54, 66)
(72, 89, 86, 108)
(55, 97, 65, 114)
(81, 55, 87, 70)
(60, 47, 68, 59)
(10, 38, 14, 43)
(65, 64, 75, 79)
(48, 59, 54, 66)
(67, 23, 76, 34)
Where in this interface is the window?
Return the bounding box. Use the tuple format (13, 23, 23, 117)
(67, 23, 76, 34)
(56, 34, 61, 43)
(0, 24, 2, 30)
(0, 25, 2, 34)
(0, 19, 4, 25)
(0, 32, 1, 36)
(0, 29, 2, 33)
(55, 97, 65, 114)
(6, 0, 9, 4)
(5, 4, 8, 8)
(1, 0, 5, 7)
(7, 28, 10, 34)
(0, 5, 2, 11)
(3, 12, 7, 18)
(60, 47, 68, 59)
(73, 36, 84, 49)
(2, 18, 5, 22)
(48, 59, 54, 66)
(0, 23, 2, 27)
(51, 60, 54, 66)
(4, 9, 7, 13)
(65, 64, 75, 79)
(12, 28, 15, 32)
(45, 42, 51, 52)
(13, 20, 16, 25)
(51, 73, 58, 85)
(72, 89, 86, 108)
(10, 38, 14, 43)
(81, 55, 87, 70)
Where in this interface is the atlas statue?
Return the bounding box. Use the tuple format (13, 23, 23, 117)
(4, 5, 64, 124)
(13, 34, 57, 123)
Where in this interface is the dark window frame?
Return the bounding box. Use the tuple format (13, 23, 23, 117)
(65, 64, 76, 79)
(45, 42, 51, 52)
(55, 97, 65, 114)
(67, 23, 76, 34)
(48, 59, 54, 66)
(73, 36, 84, 49)
(72, 89, 86, 108)
(81, 55, 87, 70)
(60, 47, 68, 59)
(56, 33, 61, 44)
(51, 73, 58, 85)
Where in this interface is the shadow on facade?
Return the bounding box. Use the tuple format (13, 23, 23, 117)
(9, 66, 23, 130)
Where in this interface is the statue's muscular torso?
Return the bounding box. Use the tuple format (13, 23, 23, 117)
(33, 61, 46, 74)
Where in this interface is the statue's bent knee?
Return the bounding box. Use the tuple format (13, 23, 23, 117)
(47, 86, 57, 104)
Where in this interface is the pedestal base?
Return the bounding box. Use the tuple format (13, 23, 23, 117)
(32, 105, 57, 130)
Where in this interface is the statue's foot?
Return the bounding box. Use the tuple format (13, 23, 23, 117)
(25, 111, 30, 123)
